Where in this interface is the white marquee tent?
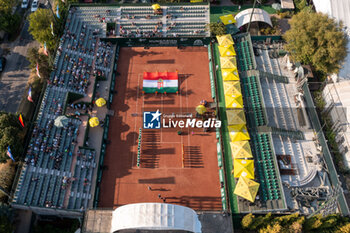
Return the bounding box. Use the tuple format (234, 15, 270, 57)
(234, 8, 272, 29)
(110, 203, 202, 233)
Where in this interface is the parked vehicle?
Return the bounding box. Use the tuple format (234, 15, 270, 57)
(22, 0, 29, 9)
(31, 0, 38, 12)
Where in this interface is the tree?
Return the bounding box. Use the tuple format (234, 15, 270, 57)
(284, 11, 347, 75)
(28, 9, 57, 50)
(259, 223, 283, 233)
(0, 203, 13, 233)
(0, 160, 15, 202)
(0, 112, 24, 163)
(242, 213, 255, 229)
(206, 23, 227, 36)
(337, 223, 350, 233)
(0, 0, 20, 33)
(27, 48, 53, 79)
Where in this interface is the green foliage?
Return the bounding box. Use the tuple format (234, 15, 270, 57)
(27, 47, 53, 79)
(337, 223, 350, 233)
(279, 11, 293, 19)
(0, 112, 24, 163)
(0, 161, 15, 202)
(28, 9, 57, 50)
(260, 27, 276, 35)
(294, 0, 308, 12)
(259, 223, 283, 233)
(241, 213, 349, 233)
(0, 13, 20, 34)
(248, 213, 273, 230)
(0, 0, 20, 33)
(241, 213, 254, 229)
(0, 203, 14, 233)
(284, 11, 347, 75)
(206, 22, 227, 36)
(54, 0, 72, 38)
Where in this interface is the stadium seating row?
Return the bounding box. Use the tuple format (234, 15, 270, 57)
(241, 76, 266, 127)
(251, 134, 281, 201)
(235, 37, 255, 71)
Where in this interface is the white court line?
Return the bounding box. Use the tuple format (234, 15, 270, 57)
(186, 78, 190, 148)
(132, 72, 141, 167)
(161, 93, 163, 143)
(184, 77, 190, 168)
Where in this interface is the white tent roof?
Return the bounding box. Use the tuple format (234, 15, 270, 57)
(110, 203, 202, 233)
(234, 8, 272, 28)
(313, 0, 350, 80)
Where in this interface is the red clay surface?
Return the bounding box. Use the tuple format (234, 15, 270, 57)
(98, 47, 222, 210)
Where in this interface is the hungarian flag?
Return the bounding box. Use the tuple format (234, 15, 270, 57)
(56, 5, 60, 19)
(27, 87, 33, 102)
(19, 114, 24, 127)
(36, 63, 41, 78)
(7, 146, 15, 162)
(50, 22, 54, 36)
(143, 72, 178, 94)
(43, 42, 48, 56)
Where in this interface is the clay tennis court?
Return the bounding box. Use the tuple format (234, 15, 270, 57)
(98, 46, 222, 210)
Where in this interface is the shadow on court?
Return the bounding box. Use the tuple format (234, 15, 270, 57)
(138, 177, 176, 184)
(162, 195, 222, 210)
(183, 145, 204, 168)
(147, 59, 175, 64)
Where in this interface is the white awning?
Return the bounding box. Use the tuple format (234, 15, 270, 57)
(234, 8, 272, 28)
(110, 203, 202, 233)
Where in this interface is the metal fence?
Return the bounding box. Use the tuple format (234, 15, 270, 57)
(302, 82, 350, 216)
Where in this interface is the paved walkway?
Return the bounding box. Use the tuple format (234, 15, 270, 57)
(0, 19, 39, 113)
(82, 45, 116, 208)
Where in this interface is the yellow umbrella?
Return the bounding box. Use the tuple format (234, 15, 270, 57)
(225, 92, 243, 108)
(218, 45, 236, 57)
(233, 159, 254, 179)
(95, 98, 106, 107)
(220, 14, 237, 25)
(89, 117, 99, 127)
(227, 124, 250, 141)
(152, 4, 161, 10)
(195, 105, 207, 115)
(230, 141, 253, 159)
(220, 56, 237, 69)
(226, 109, 246, 125)
(221, 68, 239, 81)
(216, 34, 234, 46)
(223, 81, 241, 95)
(234, 176, 260, 202)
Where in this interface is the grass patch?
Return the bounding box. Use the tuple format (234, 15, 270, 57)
(210, 6, 277, 23)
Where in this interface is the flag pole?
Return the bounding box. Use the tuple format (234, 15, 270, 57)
(247, 0, 258, 33)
